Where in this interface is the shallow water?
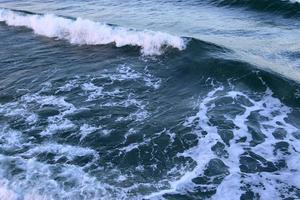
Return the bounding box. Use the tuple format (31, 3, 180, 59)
(0, 1, 300, 199)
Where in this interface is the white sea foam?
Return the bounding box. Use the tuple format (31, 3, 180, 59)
(213, 89, 299, 199)
(78, 123, 113, 140)
(0, 126, 23, 150)
(79, 124, 98, 141)
(79, 64, 160, 102)
(106, 64, 161, 89)
(81, 82, 104, 101)
(113, 96, 150, 122)
(21, 93, 78, 136)
(0, 154, 128, 200)
(0, 179, 47, 200)
(41, 120, 75, 136)
(22, 143, 98, 162)
(0, 102, 38, 125)
(57, 79, 79, 92)
(0, 8, 186, 55)
(147, 86, 300, 199)
(146, 87, 225, 199)
(0, 180, 16, 200)
(22, 94, 76, 112)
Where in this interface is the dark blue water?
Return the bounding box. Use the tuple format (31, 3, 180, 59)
(0, 1, 300, 199)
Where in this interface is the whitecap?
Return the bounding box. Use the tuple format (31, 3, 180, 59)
(0, 8, 186, 55)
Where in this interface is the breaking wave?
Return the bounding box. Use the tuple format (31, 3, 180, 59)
(0, 8, 186, 55)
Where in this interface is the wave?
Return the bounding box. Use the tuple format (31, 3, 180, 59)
(0, 8, 186, 55)
(210, 0, 300, 17)
(1, 8, 300, 83)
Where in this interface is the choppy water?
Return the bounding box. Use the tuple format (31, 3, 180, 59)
(0, 1, 299, 200)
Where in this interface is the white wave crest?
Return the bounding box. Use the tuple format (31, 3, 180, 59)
(0, 9, 186, 55)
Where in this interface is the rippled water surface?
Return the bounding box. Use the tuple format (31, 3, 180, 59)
(0, 0, 300, 199)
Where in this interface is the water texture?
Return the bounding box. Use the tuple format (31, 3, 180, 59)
(0, 1, 299, 199)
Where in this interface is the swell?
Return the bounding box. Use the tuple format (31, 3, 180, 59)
(0, 8, 186, 56)
(1, 8, 300, 84)
(210, 0, 300, 17)
(0, 8, 228, 57)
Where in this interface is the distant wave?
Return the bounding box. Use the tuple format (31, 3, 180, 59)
(210, 0, 300, 17)
(0, 8, 186, 55)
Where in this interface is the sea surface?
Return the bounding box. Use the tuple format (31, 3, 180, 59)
(0, 0, 300, 199)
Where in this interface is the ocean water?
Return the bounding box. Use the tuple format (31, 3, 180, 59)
(0, 0, 299, 199)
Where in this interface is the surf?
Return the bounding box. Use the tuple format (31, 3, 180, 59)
(0, 8, 186, 56)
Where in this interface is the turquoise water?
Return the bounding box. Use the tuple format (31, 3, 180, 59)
(0, 1, 300, 199)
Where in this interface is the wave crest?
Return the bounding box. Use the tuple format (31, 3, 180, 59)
(0, 8, 186, 55)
